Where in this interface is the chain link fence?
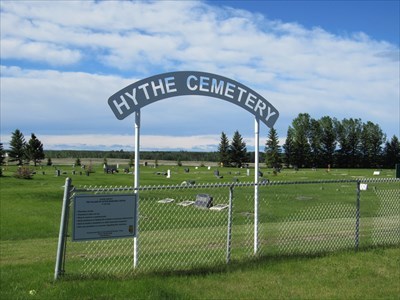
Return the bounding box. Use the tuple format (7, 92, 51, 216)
(55, 178, 399, 279)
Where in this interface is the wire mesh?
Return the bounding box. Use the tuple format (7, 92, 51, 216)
(64, 188, 136, 277)
(258, 181, 358, 255)
(59, 178, 399, 278)
(370, 182, 400, 246)
(138, 184, 229, 272)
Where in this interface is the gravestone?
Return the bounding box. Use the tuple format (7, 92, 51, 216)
(214, 169, 223, 179)
(194, 194, 213, 209)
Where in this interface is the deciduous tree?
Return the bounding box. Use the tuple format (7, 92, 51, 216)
(291, 113, 311, 168)
(383, 135, 400, 168)
(319, 116, 337, 167)
(360, 121, 386, 168)
(335, 118, 362, 168)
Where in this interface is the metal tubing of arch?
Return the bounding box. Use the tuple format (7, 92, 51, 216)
(254, 118, 260, 255)
(108, 71, 279, 261)
(133, 110, 140, 268)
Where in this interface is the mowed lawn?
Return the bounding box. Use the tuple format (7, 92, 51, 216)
(0, 162, 399, 299)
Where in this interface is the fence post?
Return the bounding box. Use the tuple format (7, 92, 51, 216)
(54, 177, 72, 280)
(355, 180, 361, 251)
(226, 185, 234, 264)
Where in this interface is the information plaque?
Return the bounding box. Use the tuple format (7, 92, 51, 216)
(73, 194, 137, 241)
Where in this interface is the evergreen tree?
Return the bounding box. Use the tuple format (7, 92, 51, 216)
(0, 143, 5, 176)
(25, 133, 45, 166)
(8, 129, 26, 165)
(218, 131, 230, 167)
(265, 127, 281, 168)
(383, 135, 400, 168)
(283, 127, 295, 168)
(229, 130, 248, 168)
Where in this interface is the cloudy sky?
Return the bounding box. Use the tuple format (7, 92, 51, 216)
(1, 0, 399, 151)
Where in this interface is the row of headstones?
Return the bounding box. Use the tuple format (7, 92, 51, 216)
(55, 170, 90, 176)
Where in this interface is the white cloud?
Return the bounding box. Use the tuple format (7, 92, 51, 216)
(1, 38, 82, 65)
(1, 0, 399, 150)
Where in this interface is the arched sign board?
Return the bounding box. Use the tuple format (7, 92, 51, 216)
(107, 71, 279, 260)
(108, 71, 279, 128)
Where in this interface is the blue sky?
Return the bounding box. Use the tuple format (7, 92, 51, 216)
(1, 0, 399, 151)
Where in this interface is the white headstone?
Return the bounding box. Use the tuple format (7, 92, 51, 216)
(167, 169, 171, 178)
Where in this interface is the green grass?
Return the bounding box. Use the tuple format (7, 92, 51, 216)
(0, 163, 399, 299)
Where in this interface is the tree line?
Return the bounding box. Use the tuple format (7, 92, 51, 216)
(43, 149, 221, 162)
(264, 113, 399, 169)
(2, 115, 399, 171)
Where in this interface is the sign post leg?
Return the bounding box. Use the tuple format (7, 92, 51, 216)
(54, 177, 72, 280)
(254, 118, 259, 255)
(133, 111, 140, 268)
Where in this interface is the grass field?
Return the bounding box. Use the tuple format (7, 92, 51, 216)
(0, 162, 399, 299)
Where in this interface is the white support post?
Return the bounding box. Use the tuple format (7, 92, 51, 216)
(254, 118, 260, 255)
(133, 110, 140, 268)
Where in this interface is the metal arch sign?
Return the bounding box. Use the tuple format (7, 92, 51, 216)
(108, 71, 279, 128)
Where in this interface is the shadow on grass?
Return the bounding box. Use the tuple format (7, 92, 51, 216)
(56, 243, 399, 282)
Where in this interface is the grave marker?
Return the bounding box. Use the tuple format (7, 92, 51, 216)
(194, 194, 213, 209)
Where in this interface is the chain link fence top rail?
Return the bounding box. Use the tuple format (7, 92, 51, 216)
(60, 178, 399, 278)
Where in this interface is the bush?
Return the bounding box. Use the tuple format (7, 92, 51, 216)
(14, 166, 33, 179)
